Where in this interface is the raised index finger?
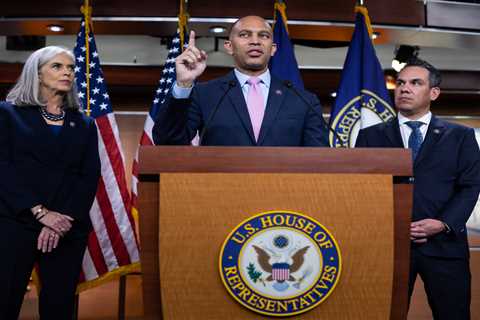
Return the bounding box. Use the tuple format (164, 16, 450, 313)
(188, 30, 196, 48)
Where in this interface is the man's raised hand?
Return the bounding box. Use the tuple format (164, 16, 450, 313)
(175, 30, 208, 88)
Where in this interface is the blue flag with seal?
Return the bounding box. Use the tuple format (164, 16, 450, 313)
(269, 1, 304, 89)
(329, 5, 395, 148)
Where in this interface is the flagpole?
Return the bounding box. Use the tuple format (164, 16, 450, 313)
(81, 0, 92, 116)
(178, 0, 189, 51)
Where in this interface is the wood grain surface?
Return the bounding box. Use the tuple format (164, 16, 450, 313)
(158, 173, 396, 319)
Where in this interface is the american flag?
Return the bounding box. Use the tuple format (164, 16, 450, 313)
(74, 18, 140, 291)
(130, 29, 187, 219)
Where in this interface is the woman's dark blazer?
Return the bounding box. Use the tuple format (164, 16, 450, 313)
(0, 102, 101, 237)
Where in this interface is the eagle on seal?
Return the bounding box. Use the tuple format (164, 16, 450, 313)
(252, 245, 309, 282)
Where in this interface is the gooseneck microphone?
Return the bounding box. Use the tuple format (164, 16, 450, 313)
(198, 80, 237, 146)
(282, 80, 346, 148)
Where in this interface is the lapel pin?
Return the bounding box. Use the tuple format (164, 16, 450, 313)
(69, 121, 76, 127)
(275, 89, 282, 95)
(433, 129, 440, 134)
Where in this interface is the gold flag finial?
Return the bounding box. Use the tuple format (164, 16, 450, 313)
(273, 0, 289, 34)
(355, 3, 373, 38)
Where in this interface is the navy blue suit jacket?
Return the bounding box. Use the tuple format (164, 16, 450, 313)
(0, 102, 100, 237)
(152, 71, 329, 146)
(356, 116, 480, 258)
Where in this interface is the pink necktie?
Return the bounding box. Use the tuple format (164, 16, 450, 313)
(246, 77, 265, 142)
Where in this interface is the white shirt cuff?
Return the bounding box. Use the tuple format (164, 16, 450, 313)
(172, 82, 193, 99)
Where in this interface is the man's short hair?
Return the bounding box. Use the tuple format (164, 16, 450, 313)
(403, 57, 442, 88)
(228, 16, 272, 39)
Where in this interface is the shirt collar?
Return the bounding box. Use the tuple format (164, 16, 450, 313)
(398, 111, 432, 126)
(234, 69, 271, 88)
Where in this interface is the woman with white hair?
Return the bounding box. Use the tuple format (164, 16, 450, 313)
(0, 46, 100, 319)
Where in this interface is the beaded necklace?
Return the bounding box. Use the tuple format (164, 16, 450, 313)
(39, 107, 65, 122)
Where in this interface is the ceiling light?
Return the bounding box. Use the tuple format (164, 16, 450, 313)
(209, 26, 226, 34)
(392, 45, 419, 72)
(47, 24, 64, 32)
(391, 60, 406, 73)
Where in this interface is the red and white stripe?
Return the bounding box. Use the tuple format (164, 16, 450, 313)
(80, 113, 140, 284)
(130, 114, 154, 213)
(272, 268, 290, 281)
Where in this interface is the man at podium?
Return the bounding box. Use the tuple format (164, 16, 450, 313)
(152, 15, 329, 147)
(356, 58, 480, 320)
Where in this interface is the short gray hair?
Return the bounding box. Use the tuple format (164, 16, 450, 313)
(6, 46, 81, 110)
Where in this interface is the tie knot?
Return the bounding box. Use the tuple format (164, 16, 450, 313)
(406, 121, 423, 130)
(247, 77, 261, 86)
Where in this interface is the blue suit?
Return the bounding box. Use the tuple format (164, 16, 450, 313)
(0, 102, 100, 319)
(152, 71, 329, 146)
(356, 116, 480, 319)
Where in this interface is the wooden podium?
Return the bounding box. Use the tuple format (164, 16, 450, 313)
(137, 146, 412, 320)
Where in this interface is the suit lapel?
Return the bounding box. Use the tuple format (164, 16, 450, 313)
(414, 116, 445, 167)
(57, 111, 76, 154)
(23, 106, 64, 162)
(224, 72, 256, 144)
(257, 76, 286, 145)
(29, 106, 55, 139)
(384, 118, 404, 148)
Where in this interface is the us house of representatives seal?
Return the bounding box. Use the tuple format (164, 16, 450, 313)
(219, 210, 342, 317)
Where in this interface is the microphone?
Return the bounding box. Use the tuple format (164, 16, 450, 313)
(282, 80, 346, 148)
(198, 80, 237, 146)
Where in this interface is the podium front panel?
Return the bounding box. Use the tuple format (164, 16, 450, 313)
(158, 173, 395, 319)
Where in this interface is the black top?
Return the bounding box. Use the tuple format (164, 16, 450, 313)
(0, 102, 101, 237)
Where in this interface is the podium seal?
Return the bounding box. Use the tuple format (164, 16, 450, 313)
(219, 210, 342, 317)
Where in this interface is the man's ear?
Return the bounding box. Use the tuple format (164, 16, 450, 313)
(224, 40, 233, 56)
(430, 87, 440, 101)
(271, 43, 277, 57)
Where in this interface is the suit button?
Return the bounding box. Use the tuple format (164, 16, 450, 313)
(409, 177, 415, 183)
